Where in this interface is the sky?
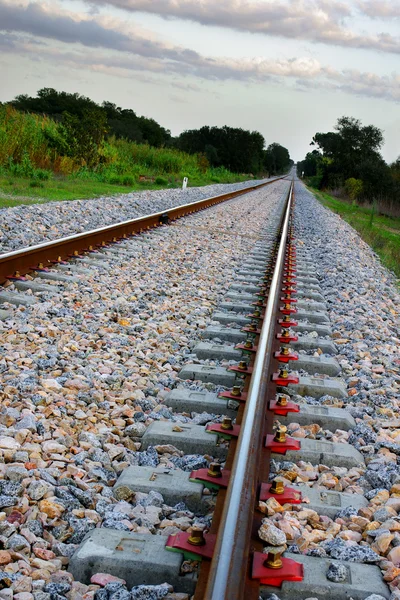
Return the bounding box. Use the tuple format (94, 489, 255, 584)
(0, 0, 399, 162)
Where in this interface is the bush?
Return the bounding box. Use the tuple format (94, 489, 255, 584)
(307, 174, 323, 189)
(0, 104, 246, 190)
(108, 175, 123, 185)
(122, 176, 134, 186)
(345, 177, 363, 201)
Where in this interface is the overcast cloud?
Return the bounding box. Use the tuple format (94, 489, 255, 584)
(84, 0, 400, 54)
(1, 0, 399, 161)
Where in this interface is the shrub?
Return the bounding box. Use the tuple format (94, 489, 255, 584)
(307, 174, 323, 189)
(0, 104, 245, 189)
(108, 175, 123, 185)
(345, 178, 363, 201)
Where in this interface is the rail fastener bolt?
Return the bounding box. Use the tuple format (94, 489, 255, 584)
(270, 479, 285, 495)
(220, 417, 233, 431)
(231, 385, 242, 397)
(265, 550, 283, 569)
(279, 366, 289, 379)
(276, 394, 288, 407)
(274, 425, 287, 443)
(187, 527, 206, 547)
(207, 463, 222, 478)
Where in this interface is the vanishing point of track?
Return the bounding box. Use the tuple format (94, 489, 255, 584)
(0, 177, 392, 600)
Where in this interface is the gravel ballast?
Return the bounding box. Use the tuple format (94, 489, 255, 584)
(0, 176, 399, 599)
(0, 180, 287, 598)
(0, 178, 271, 253)
(260, 180, 399, 600)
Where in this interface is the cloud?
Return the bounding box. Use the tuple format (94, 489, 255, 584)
(3, 31, 399, 105)
(84, 0, 400, 54)
(0, 1, 324, 81)
(357, 1, 400, 18)
(0, 0, 206, 63)
(1, 1, 399, 105)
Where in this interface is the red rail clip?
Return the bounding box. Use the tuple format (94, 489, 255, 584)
(235, 343, 258, 354)
(252, 553, 303, 586)
(269, 398, 300, 416)
(283, 277, 297, 285)
(259, 482, 302, 504)
(190, 467, 230, 489)
(276, 332, 299, 343)
(242, 325, 261, 335)
(274, 349, 298, 363)
(228, 364, 253, 376)
(265, 433, 301, 454)
(166, 531, 216, 561)
(218, 389, 248, 402)
(280, 304, 298, 315)
(246, 315, 264, 323)
(271, 370, 299, 386)
(6, 274, 26, 281)
(278, 318, 298, 327)
(251, 300, 266, 308)
(206, 422, 241, 439)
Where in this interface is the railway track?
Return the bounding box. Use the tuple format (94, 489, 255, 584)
(0, 176, 398, 600)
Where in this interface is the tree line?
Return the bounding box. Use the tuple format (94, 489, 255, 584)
(7, 88, 292, 175)
(297, 116, 399, 211)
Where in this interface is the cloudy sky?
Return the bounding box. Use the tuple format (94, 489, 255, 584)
(1, 0, 399, 162)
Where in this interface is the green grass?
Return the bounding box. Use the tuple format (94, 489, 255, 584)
(0, 105, 250, 206)
(0, 170, 248, 207)
(309, 187, 400, 279)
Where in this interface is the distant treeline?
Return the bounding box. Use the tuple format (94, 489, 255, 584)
(8, 88, 292, 176)
(297, 116, 400, 214)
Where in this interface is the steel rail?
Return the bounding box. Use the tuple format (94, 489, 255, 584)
(0, 177, 284, 284)
(203, 181, 294, 600)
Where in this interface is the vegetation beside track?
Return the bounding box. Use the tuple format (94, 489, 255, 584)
(297, 116, 400, 219)
(310, 186, 400, 278)
(0, 88, 293, 205)
(0, 104, 251, 205)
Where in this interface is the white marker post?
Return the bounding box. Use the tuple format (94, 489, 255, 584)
(182, 177, 188, 190)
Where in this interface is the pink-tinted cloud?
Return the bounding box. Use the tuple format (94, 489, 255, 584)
(84, 0, 400, 54)
(1, 1, 399, 104)
(357, 1, 400, 18)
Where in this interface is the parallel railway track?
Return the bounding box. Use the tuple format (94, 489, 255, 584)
(0, 176, 396, 600)
(0, 177, 282, 285)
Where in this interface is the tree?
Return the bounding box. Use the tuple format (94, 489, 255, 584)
(264, 143, 291, 175)
(296, 150, 321, 177)
(309, 116, 388, 198)
(55, 108, 108, 167)
(176, 126, 269, 173)
(11, 89, 171, 148)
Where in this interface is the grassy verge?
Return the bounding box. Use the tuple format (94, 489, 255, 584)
(308, 187, 400, 279)
(0, 171, 249, 207)
(0, 105, 251, 207)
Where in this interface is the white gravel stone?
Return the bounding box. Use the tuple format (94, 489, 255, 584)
(0, 178, 272, 253)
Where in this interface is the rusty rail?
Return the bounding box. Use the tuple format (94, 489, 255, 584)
(0, 177, 283, 284)
(203, 181, 294, 599)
